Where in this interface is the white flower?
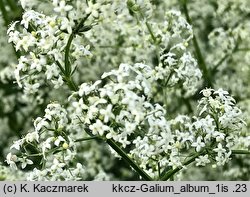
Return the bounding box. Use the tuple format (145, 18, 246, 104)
(124, 122, 137, 135)
(213, 131, 225, 142)
(213, 143, 226, 156)
(191, 136, 205, 152)
(41, 137, 53, 158)
(54, 136, 66, 146)
(208, 97, 221, 109)
(85, 105, 99, 123)
(51, 158, 65, 171)
(24, 82, 40, 94)
(85, 2, 100, 18)
(19, 157, 33, 169)
(72, 163, 85, 177)
(51, 75, 64, 89)
(60, 17, 73, 33)
(201, 88, 213, 97)
(215, 151, 231, 166)
(214, 88, 229, 100)
(53, 0, 73, 15)
(195, 154, 210, 166)
(21, 10, 40, 29)
(34, 117, 49, 132)
(72, 98, 88, 113)
(45, 63, 60, 80)
(8, 29, 20, 44)
(100, 104, 115, 123)
(10, 139, 24, 150)
(6, 153, 18, 169)
(25, 132, 39, 142)
(15, 34, 36, 52)
(89, 120, 109, 136)
(78, 83, 92, 96)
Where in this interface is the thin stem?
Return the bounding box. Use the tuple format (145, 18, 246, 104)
(55, 61, 65, 75)
(141, 12, 160, 63)
(106, 139, 152, 181)
(63, 13, 91, 84)
(212, 42, 239, 73)
(212, 53, 230, 72)
(157, 162, 161, 179)
(164, 71, 174, 87)
(74, 136, 100, 142)
(145, 21, 157, 44)
(65, 77, 77, 91)
(237, 48, 250, 51)
(232, 150, 250, 155)
(161, 150, 205, 181)
(160, 149, 250, 181)
(25, 153, 43, 157)
(77, 128, 152, 181)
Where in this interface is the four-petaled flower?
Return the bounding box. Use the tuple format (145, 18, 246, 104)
(191, 136, 205, 152)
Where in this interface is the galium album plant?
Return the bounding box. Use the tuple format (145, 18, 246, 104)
(0, 0, 249, 180)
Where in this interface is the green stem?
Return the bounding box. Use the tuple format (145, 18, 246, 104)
(141, 12, 161, 64)
(65, 77, 77, 91)
(63, 54, 152, 180)
(160, 149, 250, 181)
(74, 136, 100, 142)
(77, 125, 152, 180)
(237, 48, 250, 51)
(180, 0, 212, 88)
(63, 13, 91, 84)
(161, 150, 205, 181)
(232, 150, 250, 155)
(212, 53, 230, 72)
(106, 138, 152, 181)
(145, 21, 157, 44)
(55, 61, 66, 75)
(164, 71, 174, 87)
(157, 162, 161, 179)
(212, 42, 239, 73)
(26, 153, 43, 157)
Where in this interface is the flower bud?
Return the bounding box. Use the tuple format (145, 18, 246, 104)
(62, 142, 69, 149)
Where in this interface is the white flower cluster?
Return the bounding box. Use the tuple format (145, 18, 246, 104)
(154, 11, 202, 96)
(90, 2, 202, 98)
(196, 89, 245, 166)
(7, 103, 87, 180)
(7, 62, 173, 179)
(170, 88, 245, 168)
(125, 6, 202, 99)
(3, 0, 250, 181)
(70, 63, 172, 152)
(67, 61, 199, 177)
(7, 0, 99, 100)
(26, 162, 86, 181)
(198, 88, 244, 131)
